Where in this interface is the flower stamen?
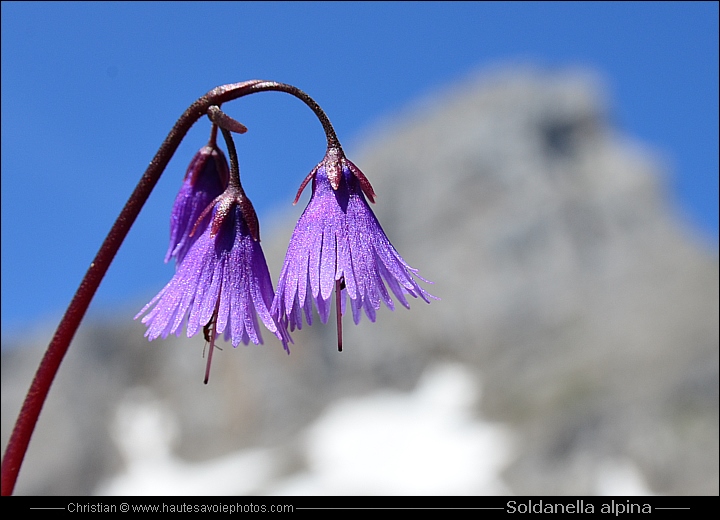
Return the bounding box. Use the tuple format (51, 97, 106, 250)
(203, 293, 221, 384)
(335, 278, 343, 352)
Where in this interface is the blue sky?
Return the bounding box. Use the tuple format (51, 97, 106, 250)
(2, 2, 718, 339)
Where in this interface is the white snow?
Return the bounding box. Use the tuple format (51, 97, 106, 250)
(97, 363, 655, 496)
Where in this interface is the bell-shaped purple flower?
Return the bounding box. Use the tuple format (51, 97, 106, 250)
(165, 144, 229, 264)
(136, 187, 291, 354)
(271, 147, 435, 349)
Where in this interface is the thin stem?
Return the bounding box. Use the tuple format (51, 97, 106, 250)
(216, 126, 261, 243)
(208, 123, 218, 147)
(219, 126, 241, 190)
(1, 79, 341, 495)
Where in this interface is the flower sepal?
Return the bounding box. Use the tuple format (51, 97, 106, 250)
(207, 187, 260, 243)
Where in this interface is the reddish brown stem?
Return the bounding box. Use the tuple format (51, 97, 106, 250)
(1, 79, 340, 495)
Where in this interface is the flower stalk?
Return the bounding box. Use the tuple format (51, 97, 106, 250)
(1, 80, 343, 496)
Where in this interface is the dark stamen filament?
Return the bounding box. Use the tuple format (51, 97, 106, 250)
(335, 279, 343, 352)
(204, 295, 222, 384)
(204, 319, 216, 384)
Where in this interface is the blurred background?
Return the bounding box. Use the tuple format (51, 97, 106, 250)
(2, 2, 718, 495)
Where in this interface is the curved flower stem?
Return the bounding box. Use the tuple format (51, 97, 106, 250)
(240, 81, 342, 150)
(1, 80, 341, 495)
(206, 80, 341, 149)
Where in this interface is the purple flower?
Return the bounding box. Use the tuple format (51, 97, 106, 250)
(165, 144, 229, 264)
(136, 188, 291, 354)
(271, 147, 435, 349)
